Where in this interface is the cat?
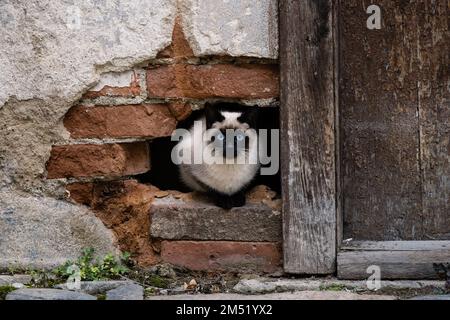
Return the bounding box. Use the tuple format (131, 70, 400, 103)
(174, 102, 260, 209)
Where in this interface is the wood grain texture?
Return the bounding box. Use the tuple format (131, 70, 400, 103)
(338, 241, 450, 279)
(338, 250, 450, 279)
(335, 0, 344, 249)
(341, 240, 450, 251)
(340, 1, 449, 240)
(416, 1, 450, 240)
(280, 0, 337, 274)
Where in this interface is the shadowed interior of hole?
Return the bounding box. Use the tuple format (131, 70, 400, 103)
(137, 106, 281, 195)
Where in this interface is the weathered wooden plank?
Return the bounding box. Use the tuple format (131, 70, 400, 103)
(340, 1, 426, 240)
(334, 0, 343, 248)
(417, 1, 450, 240)
(150, 196, 282, 242)
(280, 0, 337, 273)
(341, 241, 450, 251)
(338, 249, 450, 279)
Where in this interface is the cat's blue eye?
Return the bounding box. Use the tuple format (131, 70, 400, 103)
(216, 133, 225, 141)
(236, 133, 245, 141)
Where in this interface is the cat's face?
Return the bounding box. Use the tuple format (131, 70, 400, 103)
(204, 103, 258, 159)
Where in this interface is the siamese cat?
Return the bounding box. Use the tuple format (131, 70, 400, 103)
(175, 102, 260, 209)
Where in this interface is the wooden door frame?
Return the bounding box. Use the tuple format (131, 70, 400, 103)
(280, 0, 450, 278)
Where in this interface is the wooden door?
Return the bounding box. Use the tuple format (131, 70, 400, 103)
(280, 0, 338, 274)
(337, 0, 449, 279)
(280, 0, 450, 277)
(340, 0, 449, 241)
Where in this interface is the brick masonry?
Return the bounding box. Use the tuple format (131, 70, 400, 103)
(66, 180, 161, 267)
(156, 17, 194, 60)
(1, 1, 279, 271)
(147, 64, 279, 99)
(64, 104, 178, 139)
(160, 241, 282, 273)
(46, 143, 150, 179)
(44, 11, 281, 273)
(82, 70, 142, 99)
(150, 196, 282, 242)
(66, 182, 95, 206)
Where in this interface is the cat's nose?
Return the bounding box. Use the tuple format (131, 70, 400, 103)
(224, 142, 237, 158)
(225, 144, 235, 153)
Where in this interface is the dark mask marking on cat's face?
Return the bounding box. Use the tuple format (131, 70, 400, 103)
(237, 108, 258, 129)
(203, 102, 259, 158)
(204, 102, 259, 129)
(205, 103, 225, 129)
(208, 129, 249, 158)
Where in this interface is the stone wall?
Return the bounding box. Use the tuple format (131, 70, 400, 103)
(0, 0, 279, 271)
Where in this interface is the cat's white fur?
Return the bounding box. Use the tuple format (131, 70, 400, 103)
(176, 111, 259, 195)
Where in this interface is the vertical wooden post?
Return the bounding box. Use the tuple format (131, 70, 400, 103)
(279, 0, 337, 274)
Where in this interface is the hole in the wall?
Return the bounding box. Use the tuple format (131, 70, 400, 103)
(137, 105, 281, 196)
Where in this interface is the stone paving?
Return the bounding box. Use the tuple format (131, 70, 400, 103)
(2, 278, 144, 300)
(147, 291, 396, 300)
(6, 288, 96, 300)
(2, 274, 449, 300)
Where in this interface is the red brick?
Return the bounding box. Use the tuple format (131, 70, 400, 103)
(147, 64, 279, 99)
(64, 104, 177, 139)
(83, 71, 141, 99)
(156, 17, 194, 59)
(83, 86, 141, 99)
(65, 179, 161, 266)
(46, 143, 150, 179)
(167, 102, 192, 121)
(160, 241, 282, 273)
(66, 182, 94, 205)
(92, 180, 161, 267)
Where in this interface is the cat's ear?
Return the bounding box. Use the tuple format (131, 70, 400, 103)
(238, 106, 259, 129)
(205, 102, 223, 128)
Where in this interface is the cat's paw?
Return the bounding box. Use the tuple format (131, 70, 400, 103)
(214, 193, 246, 209)
(231, 193, 246, 208)
(215, 196, 234, 209)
